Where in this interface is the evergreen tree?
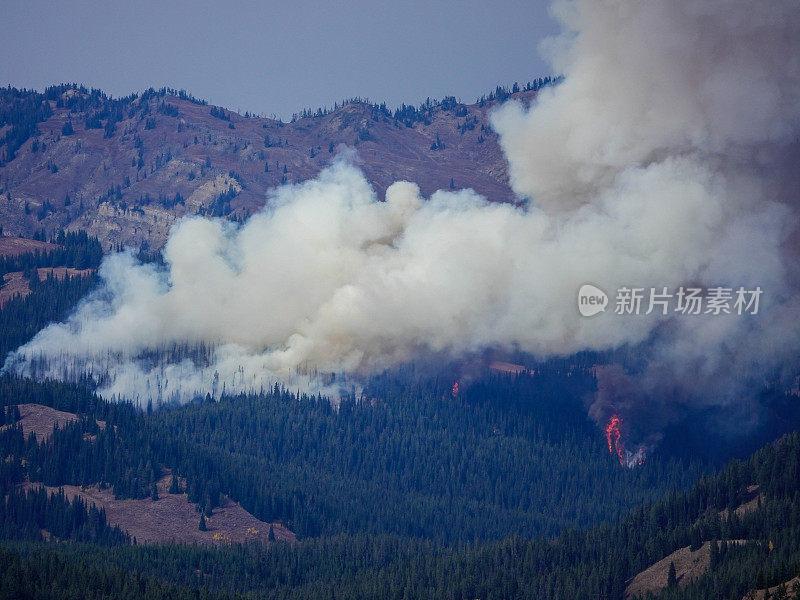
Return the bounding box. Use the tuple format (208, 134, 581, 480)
(668, 561, 678, 588)
(774, 583, 788, 600)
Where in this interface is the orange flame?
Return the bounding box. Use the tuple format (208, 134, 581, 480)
(605, 414, 645, 468)
(606, 414, 622, 456)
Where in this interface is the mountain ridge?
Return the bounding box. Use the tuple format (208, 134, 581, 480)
(0, 82, 553, 250)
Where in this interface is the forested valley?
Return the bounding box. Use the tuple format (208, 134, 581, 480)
(1, 236, 800, 599)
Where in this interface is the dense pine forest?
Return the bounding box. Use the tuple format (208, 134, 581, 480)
(1, 236, 799, 598)
(0, 229, 102, 358)
(0, 230, 103, 277)
(2, 428, 800, 599)
(0, 371, 708, 542)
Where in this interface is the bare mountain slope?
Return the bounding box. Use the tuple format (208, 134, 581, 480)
(21, 475, 295, 546)
(0, 84, 544, 250)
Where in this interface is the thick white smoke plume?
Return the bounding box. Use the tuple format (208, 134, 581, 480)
(491, 0, 800, 438)
(5, 0, 800, 420)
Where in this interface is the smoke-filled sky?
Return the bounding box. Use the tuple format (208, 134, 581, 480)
(0, 0, 555, 120)
(5, 0, 800, 444)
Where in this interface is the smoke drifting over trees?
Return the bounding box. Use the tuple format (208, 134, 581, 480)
(5, 0, 800, 446)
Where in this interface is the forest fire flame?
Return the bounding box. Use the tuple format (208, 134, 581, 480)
(605, 414, 646, 469)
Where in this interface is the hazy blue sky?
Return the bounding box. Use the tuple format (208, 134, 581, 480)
(0, 0, 557, 119)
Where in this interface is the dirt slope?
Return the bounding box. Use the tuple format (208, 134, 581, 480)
(1, 403, 79, 442)
(0, 266, 94, 305)
(21, 472, 295, 546)
(0, 236, 57, 257)
(625, 540, 750, 599)
(744, 576, 800, 599)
